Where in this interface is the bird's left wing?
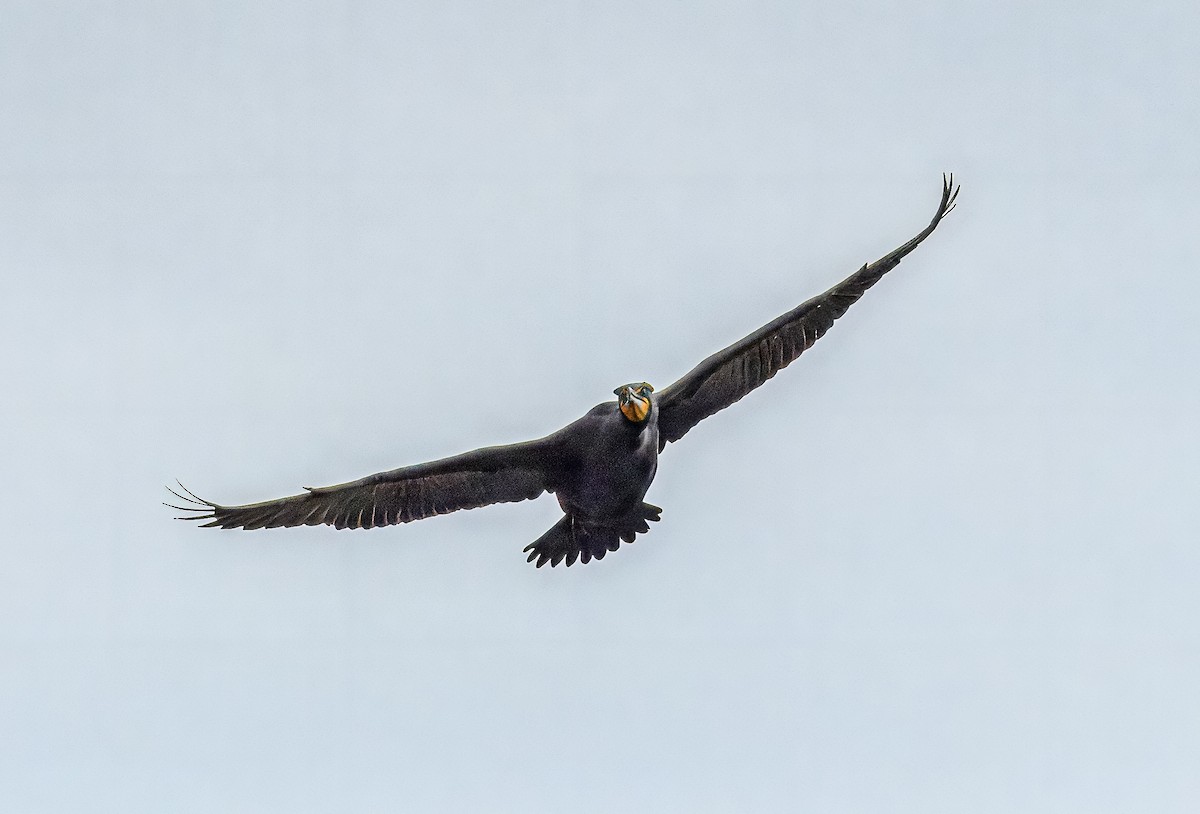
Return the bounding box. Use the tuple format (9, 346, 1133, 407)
(655, 175, 959, 450)
(168, 437, 562, 530)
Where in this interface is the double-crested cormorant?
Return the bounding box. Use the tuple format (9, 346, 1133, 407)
(169, 176, 959, 567)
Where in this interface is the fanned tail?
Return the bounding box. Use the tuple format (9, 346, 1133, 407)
(523, 503, 662, 568)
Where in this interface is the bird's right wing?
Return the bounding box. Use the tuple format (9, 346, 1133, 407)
(655, 175, 959, 449)
(168, 437, 562, 530)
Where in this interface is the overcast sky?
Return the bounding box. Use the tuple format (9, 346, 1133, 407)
(3, 1, 1198, 812)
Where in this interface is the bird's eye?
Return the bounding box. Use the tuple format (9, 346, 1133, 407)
(639, 386, 652, 397)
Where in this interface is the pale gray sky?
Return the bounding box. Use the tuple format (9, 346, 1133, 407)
(2, 1, 1198, 812)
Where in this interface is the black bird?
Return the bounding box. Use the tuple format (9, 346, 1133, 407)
(169, 176, 959, 567)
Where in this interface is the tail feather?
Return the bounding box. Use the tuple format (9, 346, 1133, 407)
(523, 503, 662, 568)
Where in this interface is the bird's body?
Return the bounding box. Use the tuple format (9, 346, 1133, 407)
(554, 399, 658, 522)
(170, 176, 960, 567)
(520, 397, 662, 565)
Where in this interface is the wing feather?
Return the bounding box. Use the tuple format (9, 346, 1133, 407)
(656, 175, 959, 449)
(171, 438, 560, 531)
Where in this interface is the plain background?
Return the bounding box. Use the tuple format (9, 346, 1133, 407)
(2, 1, 1198, 811)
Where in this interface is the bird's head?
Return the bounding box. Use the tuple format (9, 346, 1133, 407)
(614, 382, 655, 423)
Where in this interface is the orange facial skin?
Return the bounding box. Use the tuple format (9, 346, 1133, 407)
(615, 382, 654, 423)
(619, 395, 650, 423)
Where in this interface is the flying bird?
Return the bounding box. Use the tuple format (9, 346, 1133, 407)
(169, 175, 959, 567)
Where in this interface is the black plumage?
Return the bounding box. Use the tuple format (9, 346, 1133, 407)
(170, 176, 959, 566)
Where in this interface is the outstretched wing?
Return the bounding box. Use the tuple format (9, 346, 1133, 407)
(168, 438, 562, 530)
(655, 174, 959, 449)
